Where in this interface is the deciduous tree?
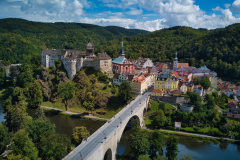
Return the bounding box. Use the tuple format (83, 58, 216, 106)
(38, 132, 71, 159)
(72, 126, 90, 145)
(11, 130, 39, 160)
(28, 80, 43, 108)
(83, 92, 95, 113)
(153, 109, 166, 128)
(26, 118, 55, 143)
(0, 124, 13, 155)
(148, 130, 163, 159)
(57, 81, 77, 111)
(166, 136, 179, 160)
(119, 81, 132, 103)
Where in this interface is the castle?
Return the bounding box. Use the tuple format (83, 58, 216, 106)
(41, 40, 112, 79)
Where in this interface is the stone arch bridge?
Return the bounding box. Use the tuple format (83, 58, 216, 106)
(63, 92, 150, 160)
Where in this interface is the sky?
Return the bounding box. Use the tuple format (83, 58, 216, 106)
(0, 0, 240, 31)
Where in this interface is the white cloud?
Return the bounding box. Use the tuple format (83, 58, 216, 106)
(79, 17, 136, 27)
(126, 8, 142, 15)
(128, 19, 166, 31)
(232, 0, 240, 11)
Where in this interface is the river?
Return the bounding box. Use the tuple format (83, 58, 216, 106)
(1, 101, 240, 159)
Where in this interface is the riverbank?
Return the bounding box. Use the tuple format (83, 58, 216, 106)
(41, 106, 108, 121)
(143, 127, 238, 143)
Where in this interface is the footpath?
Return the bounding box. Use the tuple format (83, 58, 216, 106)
(40, 106, 109, 121)
(143, 127, 238, 142)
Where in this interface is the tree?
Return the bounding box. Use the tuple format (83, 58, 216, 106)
(0, 69, 6, 88)
(72, 126, 90, 145)
(33, 107, 46, 120)
(0, 124, 13, 155)
(119, 81, 132, 103)
(38, 132, 71, 159)
(17, 68, 34, 88)
(166, 136, 179, 160)
(188, 92, 202, 105)
(98, 74, 108, 81)
(148, 130, 163, 159)
(7, 154, 31, 160)
(26, 118, 55, 144)
(83, 92, 95, 113)
(153, 155, 168, 160)
(179, 155, 194, 160)
(129, 123, 149, 158)
(57, 81, 77, 111)
(158, 102, 166, 112)
(138, 155, 151, 160)
(153, 109, 166, 128)
(200, 77, 211, 93)
(73, 71, 90, 89)
(5, 106, 27, 133)
(192, 77, 200, 85)
(11, 130, 39, 160)
(28, 80, 43, 108)
(10, 66, 17, 77)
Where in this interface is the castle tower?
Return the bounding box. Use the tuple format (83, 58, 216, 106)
(86, 40, 94, 55)
(173, 52, 178, 71)
(119, 42, 125, 57)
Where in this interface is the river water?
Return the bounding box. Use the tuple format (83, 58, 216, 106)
(1, 101, 240, 159)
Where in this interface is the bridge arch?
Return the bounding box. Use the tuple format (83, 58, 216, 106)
(104, 148, 112, 160)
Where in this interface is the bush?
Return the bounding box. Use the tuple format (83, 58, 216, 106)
(98, 74, 108, 81)
(103, 84, 108, 90)
(193, 126, 200, 132)
(111, 86, 117, 94)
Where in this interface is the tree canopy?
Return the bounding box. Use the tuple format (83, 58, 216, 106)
(119, 81, 132, 103)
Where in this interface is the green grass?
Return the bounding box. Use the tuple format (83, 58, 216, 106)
(165, 103, 174, 110)
(181, 127, 194, 131)
(227, 118, 240, 125)
(145, 115, 155, 128)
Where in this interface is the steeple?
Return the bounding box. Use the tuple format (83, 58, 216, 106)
(174, 52, 178, 61)
(119, 41, 125, 57)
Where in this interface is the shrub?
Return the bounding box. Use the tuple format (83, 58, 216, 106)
(193, 126, 200, 132)
(98, 74, 108, 81)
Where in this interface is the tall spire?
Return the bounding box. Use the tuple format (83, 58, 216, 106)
(119, 41, 125, 57)
(174, 52, 178, 61)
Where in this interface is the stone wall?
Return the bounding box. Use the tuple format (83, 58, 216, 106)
(179, 103, 194, 113)
(159, 96, 185, 104)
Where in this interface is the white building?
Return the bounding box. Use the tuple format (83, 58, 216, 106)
(198, 65, 210, 73)
(112, 72, 134, 86)
(224, 89, 234, 97)
(193, 85, 203, 96)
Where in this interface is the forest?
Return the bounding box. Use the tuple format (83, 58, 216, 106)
(1, 18, 240, 80)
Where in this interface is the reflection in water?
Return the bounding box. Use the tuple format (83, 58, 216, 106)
(0, 100, 4, 123)
(117, 130, 240, 160)
(27, 108, 105, 137)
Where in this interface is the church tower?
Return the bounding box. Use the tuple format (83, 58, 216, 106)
(119, 42, 125, 57)
(173, 52, 178, 71)
(86, 40, 94, 55)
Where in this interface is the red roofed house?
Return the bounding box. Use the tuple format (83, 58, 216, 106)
(178, 82, 187, 94)
(155, 62, 167, 72)
(151, 89, 164, 97)
(233, 86, 240, 97)
(218, 84, 229, 90)
(171, 90, 182, 96)
(228, 99, 238, 108)
(132, 76, 146, 94)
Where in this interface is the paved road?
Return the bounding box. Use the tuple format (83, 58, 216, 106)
(158, 129, 239, 141)
(63, 89, 152, 160)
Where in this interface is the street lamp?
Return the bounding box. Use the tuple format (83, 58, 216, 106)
(119, 117, 122, 124)
(79, 152, 83, 160)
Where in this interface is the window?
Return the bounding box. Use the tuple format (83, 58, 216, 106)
(168, 79, 171, 81)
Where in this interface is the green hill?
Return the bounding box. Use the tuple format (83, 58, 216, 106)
(0, 18, 148, 65)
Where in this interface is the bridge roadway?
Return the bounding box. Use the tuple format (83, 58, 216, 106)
(63, 91, 151, 160)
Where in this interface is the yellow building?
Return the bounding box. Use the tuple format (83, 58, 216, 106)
(154, 73, 178, 92)
(186, 82, 194, 92)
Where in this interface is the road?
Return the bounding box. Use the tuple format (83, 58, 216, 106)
(63, 87, 152, 160)
(158, 129, 238, 141)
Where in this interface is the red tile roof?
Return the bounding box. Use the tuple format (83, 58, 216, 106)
(171, 90, 182, 95)
(142, 72, 151, 78)
(151, 89, 163, 93)
(132, 76, 145, 83)
(177, 63, 189, 68)
(234, 86, 240, 90)
(228, 99, 237, 105)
